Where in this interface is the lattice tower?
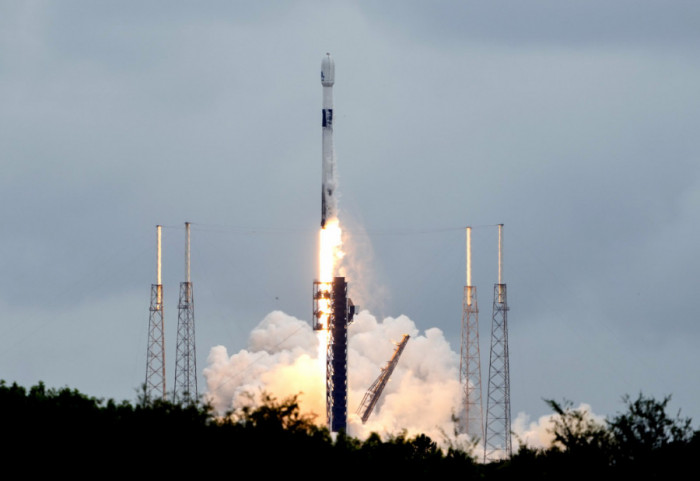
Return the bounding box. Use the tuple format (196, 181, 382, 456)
(357, 334, 410, 423)
(174, 222, 197, 403)
(145, 225, 166, 400)
(460, 226, 484, 444)
(484, 224, 512, 461)
(461, 286, 484, 442)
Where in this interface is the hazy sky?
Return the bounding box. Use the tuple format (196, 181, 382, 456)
(1, 1, 699, 424)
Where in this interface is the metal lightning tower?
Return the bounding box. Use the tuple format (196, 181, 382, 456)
(173, 222, 197, 403)
(145, 225, 166, 400)
(484, 224, 512, 461)
(460, 226, 484, 444)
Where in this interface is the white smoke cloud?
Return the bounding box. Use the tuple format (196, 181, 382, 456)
(347, 312, 462, 442)
(512, 402, 606, 451)
(203, 308, 604, 456)
(204, 309, 467, 445)
(204, 311, 325, 417)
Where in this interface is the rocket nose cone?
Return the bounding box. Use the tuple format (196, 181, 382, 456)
(321, 53, 335, 86)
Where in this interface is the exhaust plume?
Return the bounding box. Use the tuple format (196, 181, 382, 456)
(204, 309, 464, 443)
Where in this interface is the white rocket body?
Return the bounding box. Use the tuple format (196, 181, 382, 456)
(321, 53, 336, 228)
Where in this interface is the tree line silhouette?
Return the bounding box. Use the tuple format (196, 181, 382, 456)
(1, 380, 697, 478)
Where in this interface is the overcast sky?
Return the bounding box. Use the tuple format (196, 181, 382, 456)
(1, 1, 699, 424)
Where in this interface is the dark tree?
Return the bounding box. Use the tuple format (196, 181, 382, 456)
(608, 393, 694, 478)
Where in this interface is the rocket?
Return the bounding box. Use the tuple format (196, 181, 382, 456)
(321, 53, 335, 228)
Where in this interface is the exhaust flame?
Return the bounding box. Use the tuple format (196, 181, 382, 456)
(319, 218, 343, 282)
(316, 218, 344, 330)
(314, 217, 344, 382)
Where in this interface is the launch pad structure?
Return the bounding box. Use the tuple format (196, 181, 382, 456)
(313, 277, 356, 432)
(357, 334, 410, 424)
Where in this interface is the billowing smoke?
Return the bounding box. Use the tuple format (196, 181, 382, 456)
(204, 309, 600, 454)
(204, 311, 325, 417)
(511, 403, 606, 451)
(204, 309, 466, 445)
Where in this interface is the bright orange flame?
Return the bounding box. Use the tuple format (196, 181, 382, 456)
(317, 218, 343, 383)
(317, 218, 343, 330)
(319, 218, 343, 281)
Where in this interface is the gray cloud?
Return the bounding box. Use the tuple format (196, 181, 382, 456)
(0, 2, 698, 425)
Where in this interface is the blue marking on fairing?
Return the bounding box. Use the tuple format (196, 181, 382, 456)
(322, 109, 333, 128)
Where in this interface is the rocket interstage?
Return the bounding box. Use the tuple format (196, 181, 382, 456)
(321, 52, 336, 228)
